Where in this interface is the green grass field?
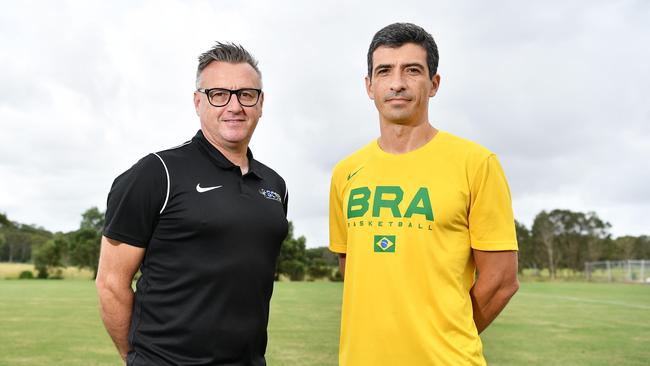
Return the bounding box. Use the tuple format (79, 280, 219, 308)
(1, 279, 648, 365)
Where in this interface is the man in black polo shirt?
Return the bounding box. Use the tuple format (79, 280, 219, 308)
(95, 43, 289, 366)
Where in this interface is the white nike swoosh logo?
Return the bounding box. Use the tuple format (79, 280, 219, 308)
(196, 183, 223, 193)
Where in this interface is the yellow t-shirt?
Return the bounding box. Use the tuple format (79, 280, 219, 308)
(329, 131, 518, 366)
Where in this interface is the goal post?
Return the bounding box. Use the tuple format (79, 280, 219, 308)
(584, 260, 650, 283)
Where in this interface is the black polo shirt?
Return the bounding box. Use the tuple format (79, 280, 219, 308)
(103, 130, 288, 366)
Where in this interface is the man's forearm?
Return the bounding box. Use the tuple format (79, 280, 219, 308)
(470, 277, 518, 334)
(97, 284, 135, 360)
(338, 254, 346, 280)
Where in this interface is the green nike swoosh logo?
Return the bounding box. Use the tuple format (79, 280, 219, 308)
(347, 167, 363, 181)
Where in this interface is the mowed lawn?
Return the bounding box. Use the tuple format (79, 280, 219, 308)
(1, 279, 649, 366)
(482, 282, 650, 366)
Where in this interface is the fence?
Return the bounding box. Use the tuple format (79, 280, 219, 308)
(585, 260, 650, 283)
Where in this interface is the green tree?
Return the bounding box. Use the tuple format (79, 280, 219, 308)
(0, 212, 12, 228)
(580, 212, 610, 262)
(638, 236, 650, 259)
(549, 210, 610, 274)
(306, 258, 331, 279)
(0, 213, 9, 261)
(555, 210, 588, 274)
(69, 228, 102, 278)
(305, 247, 338, 279)
(0, 213, 53, 262)
(68, 207, 104, 279)
(3, 226, 50, 263)
(80, 206, 104, 231)
(33, 235, 68, 278)
(531, 209, 612, 278)
(306, 246, 338, 267)
(532, 211, 561, 279)
(276, 221, 307, 281)
(616, 236, 638, 259)
(0, 232, 5, 260)
(597, 236, 618, 261)
(615, 235, 650, 260)
(515, 220, 538, 274)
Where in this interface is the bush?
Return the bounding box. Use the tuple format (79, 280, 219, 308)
(49, 269, 64, 280)
(329, 268, 343, 282)
(36, 266, 49, 279)
(33, 235, 67, 279)
(18, 270, 34, 279)
(281, 260, 306, 281)
(307, 259, 332, 280)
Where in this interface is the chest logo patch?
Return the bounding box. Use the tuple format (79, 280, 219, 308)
(374, 235, 396, 253)
(259, 188, 282, 202)
(196, 183, 223, 193)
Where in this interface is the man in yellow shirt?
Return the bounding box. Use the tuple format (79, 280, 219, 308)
(329, 23, 519, 365)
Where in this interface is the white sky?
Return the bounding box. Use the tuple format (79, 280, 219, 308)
(1, 0, 649, 247)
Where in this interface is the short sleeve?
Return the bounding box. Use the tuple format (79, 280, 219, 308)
(329, 168, 347, 253)
(468, 154, 518, 251)
(103, 154, 167, 248)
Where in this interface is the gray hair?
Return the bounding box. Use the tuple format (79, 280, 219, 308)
(196, 42, 261, 88)
(367, 23, 439, 79)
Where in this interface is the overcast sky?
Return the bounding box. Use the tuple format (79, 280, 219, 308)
(1, 0, 649, 247)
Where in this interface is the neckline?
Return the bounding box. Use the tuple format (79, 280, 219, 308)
(193, 130, 262, 178)
(372, 130, 445, 158)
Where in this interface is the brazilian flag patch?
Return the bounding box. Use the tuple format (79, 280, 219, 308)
(374, 235, 396, 253)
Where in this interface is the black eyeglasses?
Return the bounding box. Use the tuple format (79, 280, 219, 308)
(196, 88, 262, 107)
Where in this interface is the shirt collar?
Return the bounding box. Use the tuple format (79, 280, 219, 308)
(193, 130, 262, 179)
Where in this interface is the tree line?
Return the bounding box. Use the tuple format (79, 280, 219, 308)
(0, 208, 339, 280)
(2, 208, 648, 280)
(0, 209, 104, 278)
(517, 209, 650, 279)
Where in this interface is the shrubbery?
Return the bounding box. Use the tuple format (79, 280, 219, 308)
(18, 270, 34, 279)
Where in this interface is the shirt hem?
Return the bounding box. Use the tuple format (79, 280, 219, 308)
(329, 243, 347, 253)
(103, 230, 148, 248)
(470, 241, 518, 251)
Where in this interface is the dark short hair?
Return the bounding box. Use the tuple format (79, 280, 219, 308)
(196, 42, 261, 87)
(367, 23, 439, 79)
